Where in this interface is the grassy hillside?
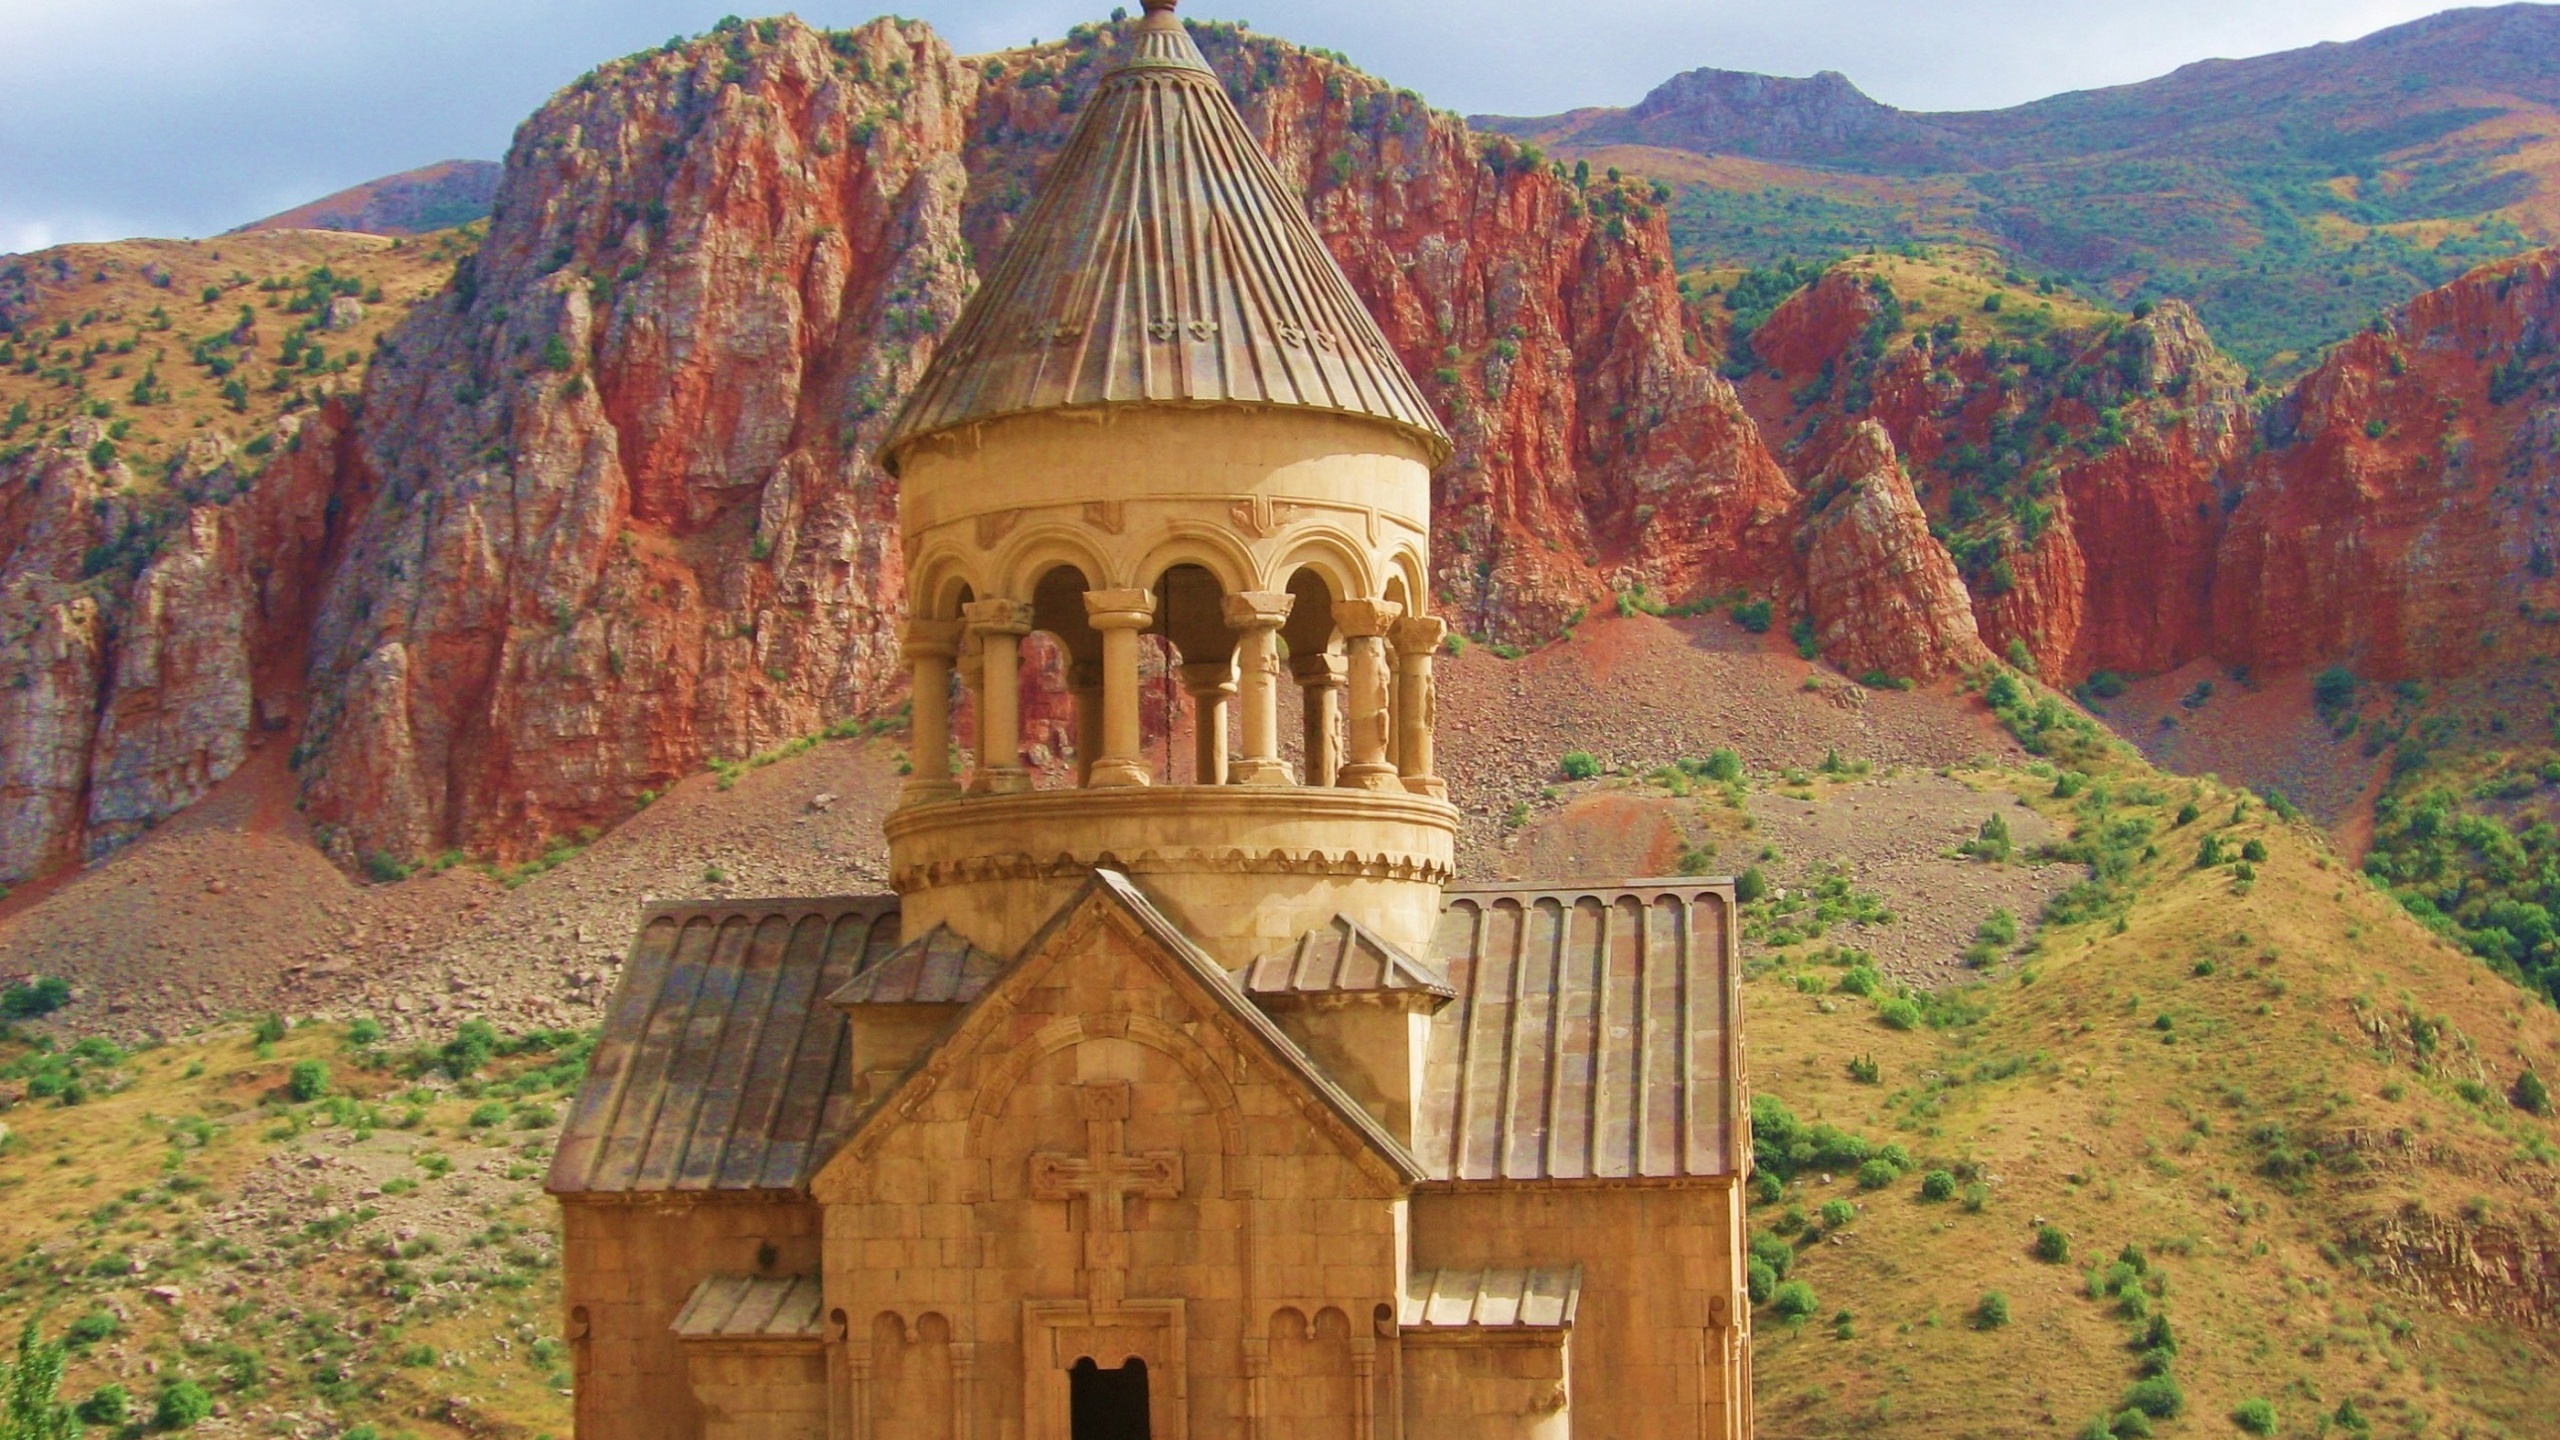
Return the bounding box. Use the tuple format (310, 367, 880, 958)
(0, 1018, 574, 1440)
(1735, 685, 2560, 1439)
(1487, 6, 2560, 375)
(0, 228, 474, 486)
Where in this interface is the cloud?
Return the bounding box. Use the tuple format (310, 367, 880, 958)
(0, 0, 2479, 248)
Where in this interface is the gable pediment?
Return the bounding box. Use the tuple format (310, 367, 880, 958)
(812, 870, 1423, 1205)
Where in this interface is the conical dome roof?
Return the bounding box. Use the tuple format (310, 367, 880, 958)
(879, 0, 1451, 472)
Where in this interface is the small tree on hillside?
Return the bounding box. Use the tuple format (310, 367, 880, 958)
(3, 1323, 77, 1440)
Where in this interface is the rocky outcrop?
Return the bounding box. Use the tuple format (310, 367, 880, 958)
(0, 405, 355, 882)
(2217, 251, 2560, 679)
(1801, 423, 1992, 680)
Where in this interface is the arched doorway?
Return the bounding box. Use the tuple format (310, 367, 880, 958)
(1068, 1356, 1150, 1440)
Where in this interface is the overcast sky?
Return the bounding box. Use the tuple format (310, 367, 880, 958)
(0, 0, 2481, 250)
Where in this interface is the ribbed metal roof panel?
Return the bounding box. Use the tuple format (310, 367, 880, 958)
(1415, 882, 1740, 1183)
(1399, 1266, 1583, 1329)
(671, 1274, 827, 1339)
(1240, 914, 1456, 1000)
(878, 5, 1449, 468)
(548, 897, 901, 1195)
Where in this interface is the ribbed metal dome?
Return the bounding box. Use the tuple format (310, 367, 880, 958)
(878, 0, 1451, 472)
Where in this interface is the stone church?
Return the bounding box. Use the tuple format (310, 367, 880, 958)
(551, 3, 1753, 1435)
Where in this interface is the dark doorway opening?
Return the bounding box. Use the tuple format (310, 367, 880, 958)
(1069, 1356, 1150, 1440)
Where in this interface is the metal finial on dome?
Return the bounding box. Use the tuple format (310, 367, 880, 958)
(1140, 0, 1178, 13)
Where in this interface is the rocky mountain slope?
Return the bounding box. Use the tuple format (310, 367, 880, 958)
(5, 11, 2560, 891)
(1481, 3, 2560, 371)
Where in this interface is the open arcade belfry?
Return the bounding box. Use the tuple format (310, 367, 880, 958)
(551, 2, 1754, 1435)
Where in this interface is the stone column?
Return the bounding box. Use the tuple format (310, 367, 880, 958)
(1223, 591, 1296, 785)
(1178, 661, 1236, 786)
(962, 597, 1033, 794)
(1083, 588, 1157, 788)
(898, 618, 964, 806)
(1392, 613, 1448, 799)
(1291, 652, 1347, 788)
(1331, 599, 1403, 792)
(1069, 658, 1103, 788)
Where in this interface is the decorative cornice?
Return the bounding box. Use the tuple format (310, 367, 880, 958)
(890, 846, 1454, 893)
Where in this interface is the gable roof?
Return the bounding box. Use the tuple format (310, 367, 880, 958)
(876, 3, 1449, 472)
(828, 922, 1002, 1006)
(1415, 882, 1740, 1183)
(549, 897, 900, 1196)
(1239, 914, 1456, 1004)
(821, 870, 1426, 1193)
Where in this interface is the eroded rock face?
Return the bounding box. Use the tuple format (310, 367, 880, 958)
(1802, 423, 1992, 681)
(2218, 251, 2560, 680)
(297, 19, 974, 862)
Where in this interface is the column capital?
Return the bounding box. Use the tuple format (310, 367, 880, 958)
(1392, 613, 1447, 654)
(1290, 652, 1348, 687)
(1219, 590, 1294, 630)
(1178, 660, 1238, 697)
(901, 616, 964, 658)
(1330, 598, 1404, 638)
(960, 596, 1032, 635)
(1083, 587, 1157, 631)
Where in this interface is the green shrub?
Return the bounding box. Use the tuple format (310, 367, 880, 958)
(1838, 966, 1880, 997)
(2122, 1376, 2184, 1419)
(1818, 1198, 1855, 1228)
(0, 976, 71, 1019)
(1735, 866, 1768, 904)
(468, 1102, 508, 1128)
(1919, 1169, 1957, 1201)
(1962, 813, 2014, 862)
(1746, 1259, 1776, 1303)
(286, 1060, 330, 1103)
(2034, 1224, 2070, 1263)
(2229, 1398, 2276, 1436)
(1974, 1290, 2010, 1327)
(155, 1379, 213, 1430)
(441, 1018, 499, 1078)
(1559, 751, 1600, 781)
(1976, 909, 2019, 947)
(2516, 1069, 2552, 1117)
(1703, 748, 1743, 782)
(2174, 801, 2200, 826)
(364, 851, 412, 883)
(2239, 839, 2268, 863)
(1770, 1279, 1817, 1319)
(348, 1018, 383, 1047)
(1855, 1158, 1899, 1190)
(1876, 996, 1921, 1030)
(1730, 597, 1773, 633)
(63, 1312, 118, 1349)
(2110, 1410, 2155, 1438)
(1961, 1181, 1990, 1211)
(250, 1012, 287, 1045)
(77, 1383, 129, 1425)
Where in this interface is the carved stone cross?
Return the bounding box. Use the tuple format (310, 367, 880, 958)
(1030, 1081, 1182, 1304)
